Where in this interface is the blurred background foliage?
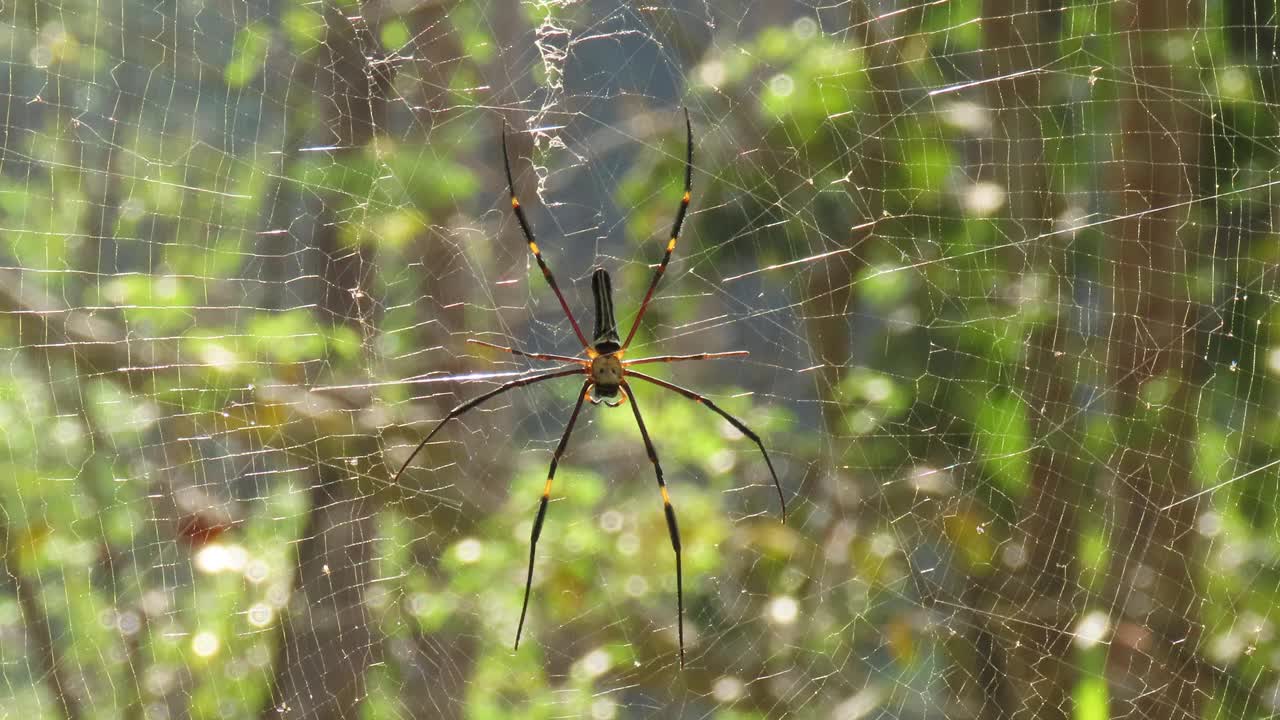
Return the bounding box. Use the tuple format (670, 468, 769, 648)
(0, 0, 1277, 718)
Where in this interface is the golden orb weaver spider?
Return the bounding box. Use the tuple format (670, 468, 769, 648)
(392, 110, 786, 667)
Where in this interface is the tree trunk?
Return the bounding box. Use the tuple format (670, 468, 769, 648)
(262, 462, 380, 719)
(261, 3, 397, 717)
(979, 3, 1080, 718)
(1103, 0, 1205, 716)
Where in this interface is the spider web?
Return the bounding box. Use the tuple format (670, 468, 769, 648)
(0, 0, 1274, 717)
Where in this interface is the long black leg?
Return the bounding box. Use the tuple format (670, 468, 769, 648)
(501, 122, 591, 349)
(622, 381, 685, 668)
(515, 380, 592, 651)
(466, 339, 588, 366)
(391, 367, 583, 485)
(623, 351, 748, 366)
(627, 370, 787, 523)
(622, 109, 694, 350)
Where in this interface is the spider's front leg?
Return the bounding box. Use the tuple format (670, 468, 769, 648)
(622, 108, 694, 350)
(466, 339, 588, 366)
(390, 367, 583, 486)
(501, 121, 592, 350)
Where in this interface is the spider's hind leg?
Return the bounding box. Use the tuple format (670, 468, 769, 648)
(515, 380, 593, 651)
(621, 381, 684, 667)
(625, 370, 787, 523)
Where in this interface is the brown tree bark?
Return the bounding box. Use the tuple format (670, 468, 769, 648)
(977, 3, 1080, 719)
(0, 513, 85, 720)
(1103, 0, 1205, 717)
(261, 3, 398, 717)
(262, 460, 380, 720)
(804, 0, 916, 510)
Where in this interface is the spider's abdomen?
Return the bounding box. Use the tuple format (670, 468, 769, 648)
(591, 268, 621, 351)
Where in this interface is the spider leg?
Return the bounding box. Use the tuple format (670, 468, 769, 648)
(391, 367, 583, 485)
(515, 380, 593, 651)
(622, 109, 694, 350)
(622, 381, 685, 668)
(627, 370, 786, 523)
(623, 350, 748, 366)
(502, 122, 591, 349)
(466, 339, 589, 366)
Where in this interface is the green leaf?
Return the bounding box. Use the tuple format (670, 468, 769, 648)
(380, 19, 410, 50)
(1074, 643, 1109, 719)
(282, 7, 325, 54)
(225, 22, 271, 88)
(246, 310, 336, 364)
(974, 390, 1030, 496)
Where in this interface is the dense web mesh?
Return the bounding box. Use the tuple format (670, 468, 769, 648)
(0, 0, 1275, 717)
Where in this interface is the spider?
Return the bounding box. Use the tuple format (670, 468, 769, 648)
(392, 110, 786, 667)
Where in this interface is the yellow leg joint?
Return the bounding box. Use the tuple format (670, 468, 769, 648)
(661, 486, 671, 504)
(529, 241, 540, 255)
(666, 237, 677, 252)
(682, 191, 691, 203)
(543, 477, 553, 496)
(511, 197, 520, 208)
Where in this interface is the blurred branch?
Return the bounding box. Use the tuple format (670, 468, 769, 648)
(976, 1, 1080, 717)
(0, 266, 373, 440)
(261, 460, 380, 720)
(402, 541, 473, 720)
(260, 0, 409, 714)
(1102, 0, 1205, 716)
(0, 511, 84, 720)
(118, 607, 150, 720)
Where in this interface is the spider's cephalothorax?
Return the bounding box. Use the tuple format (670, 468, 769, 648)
(391, 110, 786, 669)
